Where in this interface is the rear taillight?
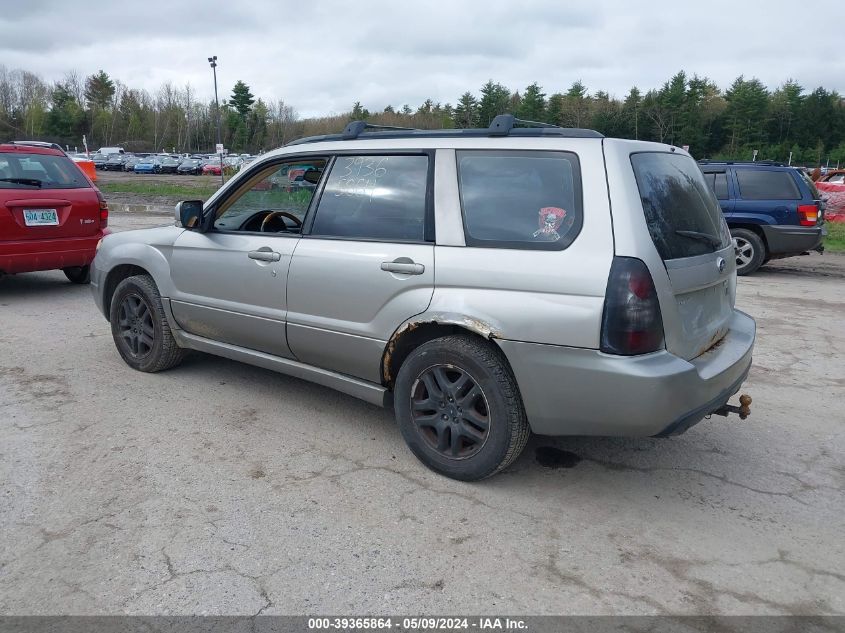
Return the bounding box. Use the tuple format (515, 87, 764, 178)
(600, 257, 664, 356)
(96, 190, 109, 229)
(797, 203, 819, 226)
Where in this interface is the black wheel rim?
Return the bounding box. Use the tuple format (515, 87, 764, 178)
(117, 293, 155, 358)
(410, 364, 490, 460)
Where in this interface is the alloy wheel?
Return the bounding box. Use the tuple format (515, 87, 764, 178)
(410, 364, 490, 459)
(117, 293, 155, 358)
(735, 237, 754, 268)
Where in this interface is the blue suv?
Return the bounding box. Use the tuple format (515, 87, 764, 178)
(699, 161, 825, 275)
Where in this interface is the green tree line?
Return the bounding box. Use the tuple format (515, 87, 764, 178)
(1, 66, 843, 165)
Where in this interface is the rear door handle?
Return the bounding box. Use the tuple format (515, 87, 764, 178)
(248, 249, 281, 262)
(381, 258, 425, 275)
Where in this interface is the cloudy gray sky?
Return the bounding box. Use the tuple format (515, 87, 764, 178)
(1, 0, 843, 117)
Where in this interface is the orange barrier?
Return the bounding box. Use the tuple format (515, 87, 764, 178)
(73, 157, 97, 182)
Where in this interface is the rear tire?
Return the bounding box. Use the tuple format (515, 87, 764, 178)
(63, 266, 91, 284)
(109, 274, 186, 372)
(394, 335, 530, 481)
(731, 228, 766, 276)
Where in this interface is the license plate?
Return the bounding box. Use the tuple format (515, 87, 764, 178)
(23, 209, 59, 226)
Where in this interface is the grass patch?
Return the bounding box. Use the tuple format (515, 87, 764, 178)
(98, 181, 220, 199)
(824, 221, 845, 252)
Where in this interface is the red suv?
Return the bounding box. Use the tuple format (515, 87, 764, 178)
(0, 141, 108, 283)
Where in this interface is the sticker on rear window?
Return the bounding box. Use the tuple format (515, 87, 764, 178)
(533, 206, 572, 241)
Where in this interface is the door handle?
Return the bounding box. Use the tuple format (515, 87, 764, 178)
(248, 249, 281, 262)
(381, 258, 425, 275)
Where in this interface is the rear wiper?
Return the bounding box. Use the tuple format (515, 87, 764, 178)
(0, 177, 42, 187)
(675, 230, 721, 248)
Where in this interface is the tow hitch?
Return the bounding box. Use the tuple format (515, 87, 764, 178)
(713, 394, 752, 420)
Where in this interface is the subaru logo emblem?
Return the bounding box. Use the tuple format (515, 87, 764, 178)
(717, 257, 726, 273)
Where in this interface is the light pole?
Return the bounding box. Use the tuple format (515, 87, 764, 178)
(208, 55, 224, 186)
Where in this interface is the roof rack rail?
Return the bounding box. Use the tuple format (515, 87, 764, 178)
(286, 113, 602, 146)
(341, 121, 416, 140)
(9, 140, 65, 152)
(698, 159, 786, 167)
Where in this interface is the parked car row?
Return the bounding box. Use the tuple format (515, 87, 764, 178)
(83, 151, 258, 175)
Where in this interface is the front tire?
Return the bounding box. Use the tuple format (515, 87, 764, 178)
(109, 274, 186, 372)
(732, 228, 766, 276)
(394, 335, 530, 481)
(63, 265, 90, 284)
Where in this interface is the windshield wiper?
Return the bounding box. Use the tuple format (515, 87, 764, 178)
(0, 177, 43, 187)
(675, 230, 721, 248)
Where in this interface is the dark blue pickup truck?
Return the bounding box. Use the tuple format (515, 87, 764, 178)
(699, 161, 825, 275)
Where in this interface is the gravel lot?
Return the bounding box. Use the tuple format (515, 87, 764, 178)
(1, 207, 843, 615)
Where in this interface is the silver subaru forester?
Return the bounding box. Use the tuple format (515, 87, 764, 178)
(91, 115, 755, 481)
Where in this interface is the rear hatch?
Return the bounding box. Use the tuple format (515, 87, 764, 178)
(630, 151, 735, 361)
(0, 150, 101, 241)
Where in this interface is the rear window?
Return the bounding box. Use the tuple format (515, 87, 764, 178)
(0, 152, 89, 189)
(456, 150, 583, 250)
(735, 169, 801, 200)
(631, 152, 728, 260)
(799, 170, 822, 199)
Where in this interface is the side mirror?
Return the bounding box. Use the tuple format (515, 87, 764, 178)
(176, 200, 203, 229)
(303, 169, 322, 184)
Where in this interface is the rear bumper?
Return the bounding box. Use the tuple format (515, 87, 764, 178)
(498, 310, 756, 437)
(0, 234, 102, 274)
(761, 224, 823, 255)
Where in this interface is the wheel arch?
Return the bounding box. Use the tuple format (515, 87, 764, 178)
(729, 223, 769, 250)
(381, 313, 507, 388)
(103, 264, 151, 317)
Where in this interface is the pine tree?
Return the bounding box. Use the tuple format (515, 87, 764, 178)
(452, 92, 479, 128)
(478, 80, 511, 126)
(46, 83, 84, 140)
(84, 70, 115, 109)
(518, 83, 546, 121)
(230, 80, 255, 117)
(546, 93, 564, 125)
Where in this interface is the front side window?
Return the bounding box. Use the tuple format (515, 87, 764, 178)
(310, 155, 429, 241)
(456, 150, 583, 250)
(736, 169, 801, 200)
(214, 158, 327, 233)
(631, 152, 729, 260)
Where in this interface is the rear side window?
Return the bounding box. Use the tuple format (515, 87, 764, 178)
(456, 150, 582, 250)
(631, 152, 728, 260)
(311, 155, 429, 241)
(0, 152, 89, 189)
(736, 169, 801, 200)
(702, 172, 729, 200)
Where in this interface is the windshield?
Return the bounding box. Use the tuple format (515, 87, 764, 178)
(631, 152, 729, 260)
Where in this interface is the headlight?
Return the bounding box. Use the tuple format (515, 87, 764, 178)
(95, 238, 103, 252)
